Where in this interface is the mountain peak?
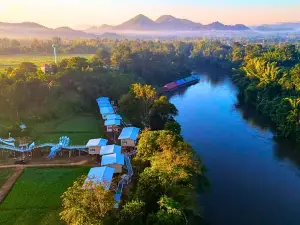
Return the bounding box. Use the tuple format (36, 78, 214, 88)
(156, 15, 177, 23)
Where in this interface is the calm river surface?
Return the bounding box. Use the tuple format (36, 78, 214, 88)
(169, 72, 300, 225)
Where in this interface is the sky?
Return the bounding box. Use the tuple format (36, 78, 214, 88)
(0, 0, 299, 28)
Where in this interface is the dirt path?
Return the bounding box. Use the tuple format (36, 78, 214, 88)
(0, 159, 91, 169)
(0, 167, 24, 204)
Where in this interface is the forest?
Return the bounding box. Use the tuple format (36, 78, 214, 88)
(0, 37, 299, 142)
(232, 43, 300, 141)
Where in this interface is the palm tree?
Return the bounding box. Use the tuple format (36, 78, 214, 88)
(284, 97, 300, 127)
(242, 58, 281, 87)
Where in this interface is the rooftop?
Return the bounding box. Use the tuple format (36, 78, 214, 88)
(85, 166, 115, 190)
(101, 153, 125, 166)
(86, 138, 108, 147)
(118, 127, 140, 141)
(100, 145, 122, 155)
(100, 106, 114, 115)
(104, 119, 121, 126)
(104, 114, 122, 120)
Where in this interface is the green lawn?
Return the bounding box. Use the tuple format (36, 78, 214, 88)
(30, 113, 104, 145)
(0, 167, 90, 225)
(0, 168, 14, 188)
(0, 53, 93, 72)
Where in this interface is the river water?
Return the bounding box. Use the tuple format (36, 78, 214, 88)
(169, 72, 300, 225)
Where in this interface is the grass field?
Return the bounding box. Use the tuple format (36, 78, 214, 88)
(0, 167, 90, 225)
(30, 113, 104, 145)
(0, 168, 14, 188)
(0, 54, 93, 72)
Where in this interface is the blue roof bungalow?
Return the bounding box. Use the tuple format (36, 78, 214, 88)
(101, 153, 125, 173)
(84, 166, 115, 190)
(100, 145, 122, 155)
(104, 119, 121, 132)
(118, 127, 140, 147)
(104, 114, 122, 120)
(99, 106, 114, 118)
(97, 97, 110, 104)
(86, 138, 108, 155)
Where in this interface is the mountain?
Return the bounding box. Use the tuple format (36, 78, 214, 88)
(0, 22, 94, 39)
(115, 14, 157, 30)
(54, 27, 92, 38)
(155, 15, 202, 30)
(89, 14, 250, 32)
(253, 22, 300, 31)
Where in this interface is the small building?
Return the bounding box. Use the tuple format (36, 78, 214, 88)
(96, 97, 110, 104)
(104, 119, 121, 132)
(86, 138, 108, 155)
(85, 166, 115, 190)
(100, 106, 114, 118)
(101, 153, 124, 173)
(118, 127, 140, 147)
(100, 145, 122, 155)
(41, 64, 55, 74)
(104, 114, 122, 120)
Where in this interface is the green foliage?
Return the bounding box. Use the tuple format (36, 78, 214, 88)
(118, 200, 146, 225)
(164, 121, 181, 135)
(233, 43, 300, 142)
(132, 130, 204, 224)
(0, 167, 89, 225)
(60, 176, 115, 225)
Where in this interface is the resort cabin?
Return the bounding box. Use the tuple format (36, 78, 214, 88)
(100, 106, 114, 119)
(84, 166, 115, 190)
(100, 144, 122, 155)
(104, 119, 121, 132)
(104, 114, 122, 120)
(118, 127, 140, 147)
(86, 138, 108, 155)
(101, 153, 125, 173)
(96, 97, 110, 104)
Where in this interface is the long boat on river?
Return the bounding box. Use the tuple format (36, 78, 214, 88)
(162, 74, 200, 92)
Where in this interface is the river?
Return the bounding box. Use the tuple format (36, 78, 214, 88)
(169, 72, 300, 225)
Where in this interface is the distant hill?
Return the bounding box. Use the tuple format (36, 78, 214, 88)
(253, 22, 300, 31)
(0, 22, 94, 39)
(87, 14, 250, 33)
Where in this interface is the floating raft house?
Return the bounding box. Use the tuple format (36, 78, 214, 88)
(162, 74, 200, 92)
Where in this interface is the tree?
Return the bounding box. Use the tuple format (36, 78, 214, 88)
(242, 58, 281, 87)
(132, 83, 157, 126)
(60, 176, 115, 225)
(164, 121, 181, 135)
(150, 96, 178, 130)
(96, 48, 111, 65)
(118, 200, 146, 225)
(284, 97, 300, 128)
(146, 196, 186, 225)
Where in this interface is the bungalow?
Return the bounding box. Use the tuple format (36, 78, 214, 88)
(104, 119, 121, 132)
(96, 97, 110, 104)
(86, 138, 108, 155)
(100, 144, 122, 155)
(118, 127, 140, 147)
(84, 166, 115, 190)
(104, 114, 122, 120)
(99, 106, 114, 118)
(101, 153, 125, 173)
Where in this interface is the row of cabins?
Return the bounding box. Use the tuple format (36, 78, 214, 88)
(162, 74, 200, 92)
(84, 97, 141, 207)
(97, 97, 122, 133)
